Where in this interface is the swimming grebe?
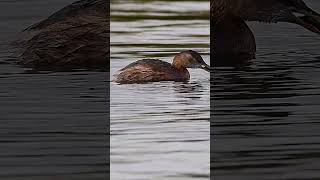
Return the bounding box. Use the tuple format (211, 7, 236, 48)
(19, 0, 108, 70)
(113, 50, 210, 84)
(211, 0, 320, 66)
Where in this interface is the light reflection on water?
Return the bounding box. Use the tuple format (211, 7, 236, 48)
(110, 0, 210, 179)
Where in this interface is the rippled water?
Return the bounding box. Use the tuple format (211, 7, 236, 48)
(110, 1, 210, 179)
(0, 1, 108, 179)
(212, 1, 320, 179)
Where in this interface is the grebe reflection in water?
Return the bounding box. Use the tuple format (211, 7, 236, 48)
(113, 50, 210, 84)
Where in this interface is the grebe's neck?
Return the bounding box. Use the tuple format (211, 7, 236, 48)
(212, 14, 256, 65)
(171, 54, 187, 70)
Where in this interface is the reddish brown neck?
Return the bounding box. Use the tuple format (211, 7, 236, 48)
(171, 55, 190, 80)
(172, 54, 187, 70)
(172, 64, 187, 71)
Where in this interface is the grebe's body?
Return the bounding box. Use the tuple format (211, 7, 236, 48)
(211, 0, 320, 66)
(114, 50, 210, 84)
(19, 0, 109, 70)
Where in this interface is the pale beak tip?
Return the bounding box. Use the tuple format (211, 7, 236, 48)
(201, 64, 211, 72)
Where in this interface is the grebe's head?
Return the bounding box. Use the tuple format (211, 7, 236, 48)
(172, 50, 210, 72)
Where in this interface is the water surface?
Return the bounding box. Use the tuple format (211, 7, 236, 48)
(212, 1, 320, 179)
(110, 1, 210, 179)
(0, 1, 108, 179)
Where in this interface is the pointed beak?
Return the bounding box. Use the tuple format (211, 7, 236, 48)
(200, 63, 211, 72)
(294, 10, 320, 34)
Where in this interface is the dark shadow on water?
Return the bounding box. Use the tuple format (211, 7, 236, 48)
(173, 81, 205, 95)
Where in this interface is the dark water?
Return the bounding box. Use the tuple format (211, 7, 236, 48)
(0, 1, 108, 179)
(3, 0, 319, 179)
(212, 1, 320, 179)
(110, 0, 210, 179)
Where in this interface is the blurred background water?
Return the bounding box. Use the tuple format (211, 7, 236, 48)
(212, 0, 320, 179)
(110, 0, 210, 180)
(0, 1, 108, 179)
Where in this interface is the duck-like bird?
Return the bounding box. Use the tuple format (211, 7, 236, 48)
(211, 0, 320, 66)
(113, 50, 210, 84)
(19, 0, 109, 70)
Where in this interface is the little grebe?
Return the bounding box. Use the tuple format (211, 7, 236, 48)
(113, 50, 210, 84)
(211, 0, 320, 66)
(19, 0, 108, 70)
